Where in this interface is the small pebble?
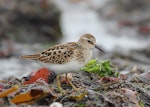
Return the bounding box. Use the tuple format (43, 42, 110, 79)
(49, 102, 63, 107)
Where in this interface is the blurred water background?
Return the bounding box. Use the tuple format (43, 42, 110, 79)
(0, 0, 150, 79)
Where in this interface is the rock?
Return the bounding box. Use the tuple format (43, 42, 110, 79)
(138, 71, 150, 84)
(121, 88, 140, 107)
(50, 102, 63, 107)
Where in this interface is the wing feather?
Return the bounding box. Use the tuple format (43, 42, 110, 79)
(20, 42, 77, 64)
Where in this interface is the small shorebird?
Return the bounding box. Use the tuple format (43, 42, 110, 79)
(20, 34, 104, 93)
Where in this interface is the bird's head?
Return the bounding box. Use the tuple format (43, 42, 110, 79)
(78, 34, 105, 53)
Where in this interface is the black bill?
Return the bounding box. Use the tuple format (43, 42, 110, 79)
(95, 45, 105, 54)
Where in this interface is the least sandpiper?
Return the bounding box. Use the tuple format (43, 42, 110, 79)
(20, 34, 104, 93)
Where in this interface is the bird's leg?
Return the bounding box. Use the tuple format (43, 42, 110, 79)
(56, 74, 66, 94)
(66, 73, 79, 91)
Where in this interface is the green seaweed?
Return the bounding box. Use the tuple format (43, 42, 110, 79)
(81, 59, 119, 77)
(139, 100, 144, 107)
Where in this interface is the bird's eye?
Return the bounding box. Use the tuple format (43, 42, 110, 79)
(87, 40, 93, 44)
(87, 40, 91, 43)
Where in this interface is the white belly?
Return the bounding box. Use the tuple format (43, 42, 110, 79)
(45, 61, 85, 74)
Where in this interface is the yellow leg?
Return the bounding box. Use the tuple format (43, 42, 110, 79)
(66, 73, 79, 91)
(56, 74, 66, 94)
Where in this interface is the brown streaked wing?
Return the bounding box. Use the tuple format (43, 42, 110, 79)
(38, 43, 75, 64)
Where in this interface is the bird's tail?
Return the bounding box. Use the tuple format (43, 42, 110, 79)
(20, 54, 40, 60)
